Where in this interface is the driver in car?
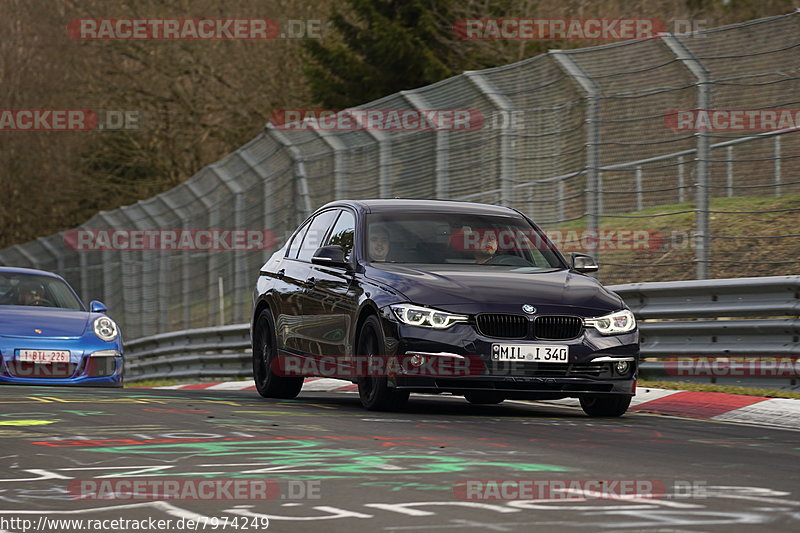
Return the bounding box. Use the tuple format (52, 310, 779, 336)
(368, 225, 391, 262)
(473, 230, 500, 264)
(18, 281, 48, 306)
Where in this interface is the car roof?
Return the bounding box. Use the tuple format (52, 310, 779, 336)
(0, 266, 65, 279)
(319, 199, 523, 216)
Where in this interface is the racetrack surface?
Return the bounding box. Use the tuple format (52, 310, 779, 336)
(0, 385, 798, 532)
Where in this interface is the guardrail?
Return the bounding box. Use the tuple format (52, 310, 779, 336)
(124, 276, 800, 387)
(125, 324, 251, 383)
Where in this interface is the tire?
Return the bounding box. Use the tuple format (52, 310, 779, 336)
(464, 391, 505, 404)
(356, 315, 410, 411)
(580, 394, 632, 417)
(252, 309, 303, 399)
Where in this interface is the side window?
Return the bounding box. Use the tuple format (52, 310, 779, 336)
(296, 210, 339, 262)
(287, 222, 310, 259)
(325, 210, 356, 262)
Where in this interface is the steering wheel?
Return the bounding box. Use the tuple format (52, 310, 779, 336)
(31, 298, 55, 307)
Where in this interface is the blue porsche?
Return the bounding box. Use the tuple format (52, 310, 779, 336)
(0, 267, 123, 387)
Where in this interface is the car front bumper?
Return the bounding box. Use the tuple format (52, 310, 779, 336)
(378, 309, 638, 399)
(0, 337, 124, 387)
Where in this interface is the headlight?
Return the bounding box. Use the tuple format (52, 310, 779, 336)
(585, 309, 636, 335)
(93, 317, 119, 342)
(390, 304, 468, 329)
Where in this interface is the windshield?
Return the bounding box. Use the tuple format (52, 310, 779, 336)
(366, 212, 565, 269)
(0, 273, 84, 310)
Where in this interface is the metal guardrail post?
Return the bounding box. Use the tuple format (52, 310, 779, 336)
(159, 192, 193, 330)
(551, 52, 601, 265)
(726, 146, 734, 197)
(662, 34, 712, 280)
(349, 111, 392, 198)
(463, 71, 515, 209)
(401, 90, 452, 199)
(266, 125, 313, 224)
(635, 166, 643, 211)
(774, 135, 782, 196)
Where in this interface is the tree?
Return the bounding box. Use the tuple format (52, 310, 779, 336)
(303, 0, 456, 108)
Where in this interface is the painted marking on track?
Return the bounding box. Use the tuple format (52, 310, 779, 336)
(0, 420, 58, 426)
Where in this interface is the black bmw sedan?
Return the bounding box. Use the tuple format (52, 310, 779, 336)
(251, 199, 639, 416)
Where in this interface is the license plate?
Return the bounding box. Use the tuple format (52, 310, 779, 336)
(17, 350, 70, 363)
(491, 344, 568, 363)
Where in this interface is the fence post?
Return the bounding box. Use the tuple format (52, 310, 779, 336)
(662, 34, 711, 280)
(267, 125, 313, 224)
(635, 166, 643, 211)
(726, 146, 734, 197)
(774, 135, 782, 196)
(401, 90, 452, 199)
(551, 52, 601, 265)
(464, 71, 515, 208)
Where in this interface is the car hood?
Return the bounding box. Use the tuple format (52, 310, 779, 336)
(0, 306, 90, 339)
(365, 264, 624, 316)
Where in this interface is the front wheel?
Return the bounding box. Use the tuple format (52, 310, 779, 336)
(252, 309, 303, 399)
(579, 394, 632, 417)
(356, 315, 410, 411)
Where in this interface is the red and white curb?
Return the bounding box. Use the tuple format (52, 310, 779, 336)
(148, 379, 800, 430)
(153, 377, 356, 393)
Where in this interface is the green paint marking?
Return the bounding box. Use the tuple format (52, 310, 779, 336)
(85, 439, 569, 475)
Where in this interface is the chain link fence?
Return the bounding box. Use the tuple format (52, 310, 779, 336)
(2, 12, 799, 339)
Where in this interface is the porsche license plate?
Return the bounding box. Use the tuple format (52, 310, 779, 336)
(17, 350, 70, 363)
(491, 344, 568, 363)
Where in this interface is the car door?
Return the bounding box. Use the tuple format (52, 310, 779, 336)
(303, 209, 360, 358)
(273, 210, 338, 355)
(290, 209, 340, 354)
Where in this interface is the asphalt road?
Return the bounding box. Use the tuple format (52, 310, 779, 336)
(0, 385, 798, 533)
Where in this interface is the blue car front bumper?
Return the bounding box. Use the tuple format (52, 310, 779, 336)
(0, 336, 123, 387)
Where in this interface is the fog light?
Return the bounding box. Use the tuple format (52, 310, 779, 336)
(409, 354, 426, 367)
(615, 361, 630, 374)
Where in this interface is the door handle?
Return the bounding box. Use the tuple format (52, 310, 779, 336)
(276, 269, 285, 279)
(305, 276, 316, 289)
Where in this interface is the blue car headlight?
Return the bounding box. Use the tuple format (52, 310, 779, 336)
(93, 317, 119, 342)
(390, 304, 468, 329)
(584, 309, 636, 335)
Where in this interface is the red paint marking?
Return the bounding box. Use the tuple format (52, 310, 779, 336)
(334, 384, 359, 391)
(631, 391, 769, 419)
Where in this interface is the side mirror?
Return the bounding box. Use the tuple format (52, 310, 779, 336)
(89, 300, 108, 313)
(311, 245, 352, 270)
(571, 253, 599, 273)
